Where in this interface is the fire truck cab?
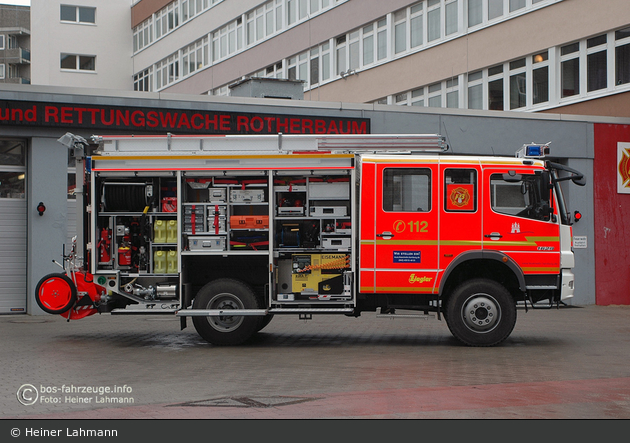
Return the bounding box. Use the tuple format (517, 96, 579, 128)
(36, 133, 585, 347)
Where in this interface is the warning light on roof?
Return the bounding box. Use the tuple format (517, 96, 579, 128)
(516, 142, 551, 159)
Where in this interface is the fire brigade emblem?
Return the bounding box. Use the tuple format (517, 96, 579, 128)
(619, 144, 630, 191)
(450, 187, 471, 208)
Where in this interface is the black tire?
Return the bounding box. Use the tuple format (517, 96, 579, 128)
(445, 278, 517, 347)
(192, 278, 260, 345)
(256, 314, 274, 332)
(35, 273, 77, 314)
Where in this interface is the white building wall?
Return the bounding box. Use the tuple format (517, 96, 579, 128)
(30, 0, 133, 90)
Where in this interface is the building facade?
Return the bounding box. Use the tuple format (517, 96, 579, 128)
(0, 3, 30, 85)
(28, 1, 630, 118)
(30, 0, 132, 91)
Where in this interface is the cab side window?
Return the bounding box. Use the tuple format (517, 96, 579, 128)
(444, 168, 477, 212)
(490, 173, 551, 221)
(383, 168, 431, 212)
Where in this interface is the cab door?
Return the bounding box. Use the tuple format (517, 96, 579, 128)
(438, 164, 482, 280)
(482, 166, 561, 276)
(371, 161, 439, 294)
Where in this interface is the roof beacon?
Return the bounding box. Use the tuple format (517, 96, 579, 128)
(516, 142, 551, 159)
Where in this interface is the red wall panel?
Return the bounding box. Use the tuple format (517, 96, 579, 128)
(593, 124, 630, 305)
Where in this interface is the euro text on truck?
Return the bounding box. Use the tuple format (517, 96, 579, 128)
(35, 133, 585, 346)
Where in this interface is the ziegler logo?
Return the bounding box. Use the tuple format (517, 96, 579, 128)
(537, 246, 555, 251)
(409, 274, 433, 284)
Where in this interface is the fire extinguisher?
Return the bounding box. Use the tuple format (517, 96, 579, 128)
(98, 228, 111, 264)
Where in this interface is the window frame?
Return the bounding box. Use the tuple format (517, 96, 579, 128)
(382, 167, 432, 213)
(60, 5, 96, 25)
(444, 168, 478, 213)
(60, 54, 96, 72)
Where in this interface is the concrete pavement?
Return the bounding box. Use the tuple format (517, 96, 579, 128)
(1, 304, 629, 419)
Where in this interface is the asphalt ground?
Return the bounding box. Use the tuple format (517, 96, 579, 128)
(1, 304, 629, 427)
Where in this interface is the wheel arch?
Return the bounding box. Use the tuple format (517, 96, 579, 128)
(439, 251, 526, 306)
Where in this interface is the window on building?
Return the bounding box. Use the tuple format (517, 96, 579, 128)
(488, 0, 503, 20)
(394, 9, 407, 54)
(60, 54, 96, 71)
(411, 87, 424, 106)
(377, 18, 388, 60)
(488, 64, 504, 110)
(0, 35, 4, 50)
(428, 82, 442, 107)
(348, 30, 360, 70)
(336, 35, 346, 74)
(509, 0, 526, 12)
(509, 58, 526, 109)
(310, 48, 319, 85)
(445, 0, 458, 36)
(0, 64, 4, 79)
(428, 0, 441, 42)
(287, 0, 297, 25)
(561, 42, 580, 98)
(321, 42, 331, 81)
(615, 27, 630, 86)
(532, 51, 549, 104)
(587, 34, 607, 92)
(468, 70, 483, 109)
(298, 52, 308, 81)
(134, 68, 152, 92)
(410, 3, 423, 48)
(395, 92, 408, 105)
(60, 5, 96, 24)
(383, 168, 431, 212)
(133, 18, 153, 53)
(287, 56, 297, 80)
(182, 38, 207, 77)
(468, 0, 482, 27)
(446, 77, 459, 108)
(363, 24, 374, 65)
(0, 141, 26, 199)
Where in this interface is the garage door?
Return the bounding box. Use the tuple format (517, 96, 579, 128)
(0, 140, 27, 314)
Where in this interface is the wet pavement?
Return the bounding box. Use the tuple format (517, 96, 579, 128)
(1, 304, 630, 419)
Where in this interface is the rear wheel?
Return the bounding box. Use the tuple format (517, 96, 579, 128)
(445, 278, 516, 347)
(35, 273, 77, 314)
(192, 279, 260, 345)
(256, 314, 274, 332)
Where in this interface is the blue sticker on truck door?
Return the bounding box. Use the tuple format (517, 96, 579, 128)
(393, 251, 421, 263)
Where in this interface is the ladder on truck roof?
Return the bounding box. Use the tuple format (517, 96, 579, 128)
(86, 133, 449, 156)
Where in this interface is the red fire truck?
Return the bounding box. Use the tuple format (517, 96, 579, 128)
(36, 133, 585, 346)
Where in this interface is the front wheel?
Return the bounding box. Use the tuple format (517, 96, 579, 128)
(192, 279, 260, 345)
(445, 278, 517, 347)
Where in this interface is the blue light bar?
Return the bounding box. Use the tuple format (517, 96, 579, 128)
(527, 145, 543, 157)
(516, 142, 551, 158)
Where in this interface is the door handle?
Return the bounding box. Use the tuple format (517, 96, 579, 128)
(377, 231, 394, 239)
(484, 232, 502, 239)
